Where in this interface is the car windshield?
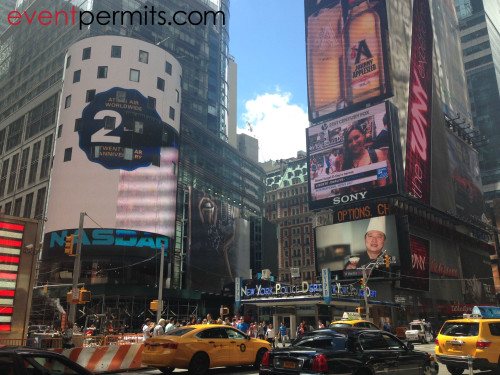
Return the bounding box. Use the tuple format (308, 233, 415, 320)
(165, 327, 195, 336)
(21, 355, 81, 375)
(440, 323, 479, 337)
(330, 323, 351, 328)
(293, 334, 346, 349)
(410, 324, 421, 330)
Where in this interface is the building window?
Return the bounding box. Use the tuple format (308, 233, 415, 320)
(165, 61, 172, 75)
(0, 159, 9, 197)
(39, 134, 53, 179)
(23, 192, 33, 218)
(66, 55, 71, 68)
(13, 198, 22, 217)
(169, 106, 175, 120)
(129, 69, 140, 82)
(4, 202, 11, 215)
(64, 148, 72, 162)
(17, 148, 29, 190)
(111, 45, 122, 58)
(139, 50, 149, 63)
(134, 121, 144, 134)
(148, 96, 156, 109)
(104, 117, 116, 130)
(176, 89, 180, 103)
(86, 89, 96, 102)
(73, 70, 81, 83)
(97, 66, 108, 79)
(157, 77, 165, 91)
(34, 188, 46, 219)
(82, 47, 91, 60)
(7, 153, 19, 194)
(28, 141, 40, 184)
(116, 90, 126, 103)
(64, 95, 71, 108)
(74, 118, 83, 131)
(57, 125, 63, 138)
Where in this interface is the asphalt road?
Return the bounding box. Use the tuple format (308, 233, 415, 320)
(114, 343, 494, 375)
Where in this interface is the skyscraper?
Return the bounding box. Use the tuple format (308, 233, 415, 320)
(0, 0, 265, 326)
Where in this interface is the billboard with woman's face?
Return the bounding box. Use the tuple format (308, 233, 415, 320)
(306, 102, 399, 210)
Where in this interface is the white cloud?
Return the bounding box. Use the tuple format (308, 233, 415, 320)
(238, 92, 309, 162)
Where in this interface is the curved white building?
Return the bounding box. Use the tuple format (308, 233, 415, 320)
(45, 35, 181, 246)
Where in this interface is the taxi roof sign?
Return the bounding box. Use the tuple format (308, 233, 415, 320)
(342, 312, 362, 321)
(471, 306, 500, 319)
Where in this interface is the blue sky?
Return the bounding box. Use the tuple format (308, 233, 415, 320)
(229, 0, 309, 162)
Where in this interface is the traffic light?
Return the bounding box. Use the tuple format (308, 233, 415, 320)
(79, 288, 91, 303)
(356, 307, 366, 315)
(360, 278, 365, 288)
(150, 300, 158, 311)
(64, 235, 75, 256)
(384, 254, 390, 268)
(43, 285, 48, 294)
(220, 307, 229, 316)
(67, 291, 72, 303)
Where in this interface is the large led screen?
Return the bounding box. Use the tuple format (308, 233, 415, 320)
(446, 132, 487, 221)
(304, 0, 392, 122)
(186, 188, 250, 293)
(460, 248, 496, 305)
(316, 215, 404, 278)
(399, 235, 430, 291)
(307, 102, 398, 210)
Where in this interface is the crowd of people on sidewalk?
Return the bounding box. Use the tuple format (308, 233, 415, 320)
(141, 314, 331, 349)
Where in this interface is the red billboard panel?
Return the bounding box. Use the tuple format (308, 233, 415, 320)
(400, 235, 430, 291)
(307, 102, 398, 210)
(304, 0, 392, 122)
(404, 0, 433, 204)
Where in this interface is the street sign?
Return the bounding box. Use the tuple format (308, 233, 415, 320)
(235, 277, 242, 310)
(322, 268, 331, 305)
(71, 288, 79, 304)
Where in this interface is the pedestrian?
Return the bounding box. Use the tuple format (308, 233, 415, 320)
(237, 317, 248, 334)
(279, 322, 289, 347)
(142, 318, 152, 341)
(249, 322, 256, 338)
(206, 314, 212, 324)
(257, 322, 264, 339)
(153, 319, 166, 336)
(165, 318, 176, 333)
(318, 320, 325, 329)
(265, 323, 276, 349)
(382, 318, 391, 332)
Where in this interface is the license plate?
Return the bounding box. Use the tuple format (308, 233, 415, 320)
(284, 361, 296, 369)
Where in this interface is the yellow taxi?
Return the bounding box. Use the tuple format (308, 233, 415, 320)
(435, 306, 500, 375)
(141, 324, 271, 374)
(329, 312, 379, 330)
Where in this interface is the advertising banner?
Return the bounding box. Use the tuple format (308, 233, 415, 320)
(307, 102, 398, 210)
(186, 188, 250, 293)
(404, 0, 433, 204)
(315, 215, 402, 278)
(399, 235, 430, 291)
(446, 132, 487, 221)
(304, 0, 392, 122)
(460, 248, 496, 305)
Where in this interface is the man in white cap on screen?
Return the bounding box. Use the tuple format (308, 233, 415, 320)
(345, 216, 386, 270)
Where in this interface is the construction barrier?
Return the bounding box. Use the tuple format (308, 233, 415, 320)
(53, 343, 145, 373)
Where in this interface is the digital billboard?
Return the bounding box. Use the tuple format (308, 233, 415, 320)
(186, 188, 250, 293)
(304, 0, 392, 122)
(460, 248, 496, 305)
(446, 131, 487, 221)
(307, 102, 398, 210)
(399, 235, 430, 291)
(405, 0, 433, 204)
(315, 215, 405, 278)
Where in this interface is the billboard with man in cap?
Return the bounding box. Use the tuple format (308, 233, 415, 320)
(315, 215, 404, 278)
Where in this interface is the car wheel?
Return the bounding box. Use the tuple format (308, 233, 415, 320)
(446, 365, 464, 375)
(254, 348, 268, 369)
(423, 362, 433, 375)
(189, 352, 210, 375)
(159, 367, 175, 375)
(421, 337, 427, 344)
